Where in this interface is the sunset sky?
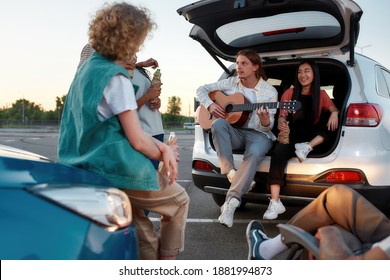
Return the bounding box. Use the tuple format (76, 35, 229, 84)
(0, 0, 389, 115)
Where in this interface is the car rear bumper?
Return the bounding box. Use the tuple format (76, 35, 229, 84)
(192, 170, 390, 211)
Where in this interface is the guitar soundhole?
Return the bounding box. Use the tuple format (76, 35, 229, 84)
(225, 104, 233, 113)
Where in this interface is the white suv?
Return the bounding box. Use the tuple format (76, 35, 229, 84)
(178, 0, 390, 212)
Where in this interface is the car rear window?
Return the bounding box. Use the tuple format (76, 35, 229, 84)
(216, 11, 341, 48)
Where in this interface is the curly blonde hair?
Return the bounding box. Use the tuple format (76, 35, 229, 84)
(88, 2, 155, 63)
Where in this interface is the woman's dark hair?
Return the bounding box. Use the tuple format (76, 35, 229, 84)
(236, 49, 267, 80)
(137, 66, 151, 81)
(292, 60, 321, 122)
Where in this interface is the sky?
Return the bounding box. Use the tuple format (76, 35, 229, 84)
(0, 0, 389, 116)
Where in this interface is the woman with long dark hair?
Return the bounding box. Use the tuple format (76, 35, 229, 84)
(263, 60, 339, 220)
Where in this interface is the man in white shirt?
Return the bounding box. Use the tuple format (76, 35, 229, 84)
(196, 49, 278, 228)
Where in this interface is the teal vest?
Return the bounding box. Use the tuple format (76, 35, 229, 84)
(58, 52, 158, 190)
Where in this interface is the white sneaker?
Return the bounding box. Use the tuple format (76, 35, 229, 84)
(227, 169, 256, 193)
(295, 142, 313, 162)
(218, 197, 240, 227)
(263, 199, 286, 220)
(294, 142, 309, 150)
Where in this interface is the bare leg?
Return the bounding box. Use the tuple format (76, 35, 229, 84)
(308, 135, 324, 149)
(270, 184, 281, 200)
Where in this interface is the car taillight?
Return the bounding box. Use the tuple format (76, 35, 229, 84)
(315, 170, 365, 184)
(325, 171, 362, 183)
(193, 160, 214, 172)
(346, 103, 382, 127)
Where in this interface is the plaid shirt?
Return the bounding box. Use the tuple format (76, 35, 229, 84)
(196, 76, 277, 140)
(77, 44, 94, 69)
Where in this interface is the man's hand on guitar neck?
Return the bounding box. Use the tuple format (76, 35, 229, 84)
(208, 103, 226, 119)
(256, 106, 270, 127)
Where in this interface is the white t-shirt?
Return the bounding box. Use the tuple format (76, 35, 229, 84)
(131, 68, 164, 136)
(97, 74, 137, 121)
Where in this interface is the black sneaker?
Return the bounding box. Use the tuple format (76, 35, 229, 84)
(246, 220, 269, 260)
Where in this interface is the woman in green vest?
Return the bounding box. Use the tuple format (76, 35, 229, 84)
(58, 2, 189, 260)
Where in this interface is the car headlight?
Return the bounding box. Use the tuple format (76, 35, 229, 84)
(28, 185, 132, 231)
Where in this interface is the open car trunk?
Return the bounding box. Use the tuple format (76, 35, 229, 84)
(207, 58, 350, 158)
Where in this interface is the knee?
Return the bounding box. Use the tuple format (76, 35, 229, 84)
(175, 184, 190, 206)
(177, 191, 190, 217)
(270, 148, 285, 161)
(244, 150, 266, 165)
(181, 190, 190, 206)
(247, 142, 270, 158)
(329, 184, 350, 195)
(326, 184, 353, 201)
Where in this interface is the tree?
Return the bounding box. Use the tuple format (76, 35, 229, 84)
(7, 99, 44, 122)
(55, 95, 67, 121)
(0, 96, 68, 123)
(166, 96, 182, 116)
(56, 95, 66, 113)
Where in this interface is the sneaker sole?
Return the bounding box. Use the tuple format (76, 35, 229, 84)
(218, 205, 232, 227)
(295, 151, 305, 163)
(218, 214, 233, 228)
(218, 198, 240, 227)
(263, 213, 278, 220)
(263, 205, 286, 220)
(246, 220, 265, 260)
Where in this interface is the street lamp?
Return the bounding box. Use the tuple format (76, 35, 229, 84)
(58, 106, 61, 126)
(356, 44, 372, 54)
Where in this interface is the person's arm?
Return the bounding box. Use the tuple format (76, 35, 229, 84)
(136, 58, 158, 69)
(315, 226, 390, 260)
(255, 83, 278, 131)
(277, 88, 294, 131)
(277, 113, 289, 132)
(256, 106, 271, 127)
(195, 82, 218, 109)
(314, 226, 355, 259)
(149, 97, 161, 110)
(136, 83, 161, 109)
(118, 110, 177, 183)
(321, 91, 339, 131)
(103, 72, 177, 183)
(326, 105, 339, 130)
(196, 79, 232, 119)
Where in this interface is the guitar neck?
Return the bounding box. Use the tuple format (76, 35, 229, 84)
(230, 102, 279, 112)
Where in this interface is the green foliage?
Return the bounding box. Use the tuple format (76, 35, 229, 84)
(0, 95, 195, 129)
(166, 96, 182, 117)
(161, 113, 194, 129)
(0, 95, 66, 122)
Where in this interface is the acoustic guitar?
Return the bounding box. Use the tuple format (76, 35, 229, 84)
(198, 91, 301, 130)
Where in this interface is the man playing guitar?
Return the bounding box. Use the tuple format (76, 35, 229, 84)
(196, 49, 278, 228)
